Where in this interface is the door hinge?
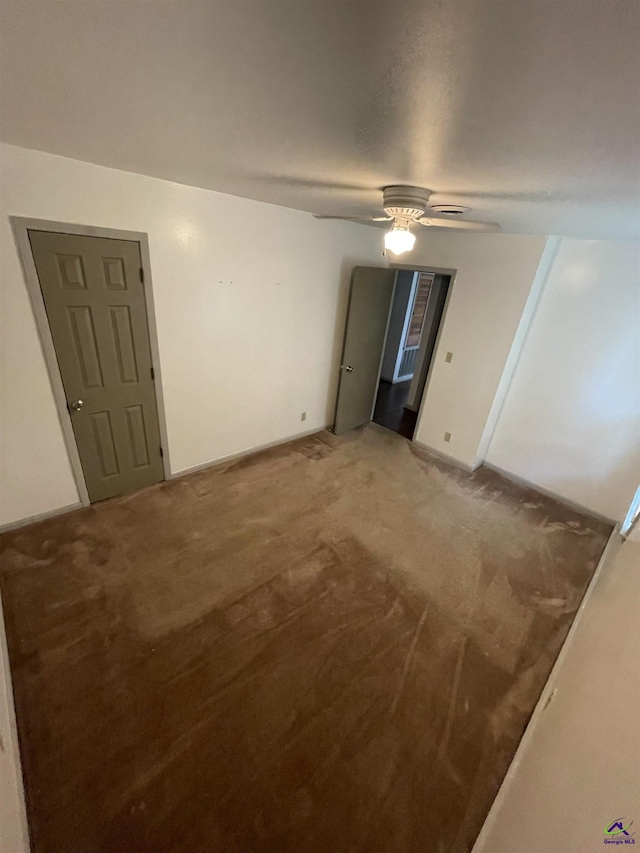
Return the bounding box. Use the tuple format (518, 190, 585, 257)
(150, 366, 155, 380)
(159, 446, 164, 458)
(140, 267, 144, 283)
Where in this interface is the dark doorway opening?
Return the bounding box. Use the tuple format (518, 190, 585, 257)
(373, 269, 451, 440)
(373, 380, 417, 438)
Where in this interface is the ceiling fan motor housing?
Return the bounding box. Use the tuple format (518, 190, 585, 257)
(382, 185, 431, 220)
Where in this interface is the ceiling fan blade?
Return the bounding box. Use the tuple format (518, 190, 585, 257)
(314, 215, 392, 221)
(418, 217, 500, 232)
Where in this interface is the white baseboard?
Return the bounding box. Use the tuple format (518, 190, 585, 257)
(170, 425, 331, 479)
(0, 429, 333, 532)
(411, 439, 480, 473)
(471, 526, 621, 852)
(0, 502, 83, 534)
(481, 461, 617, 526)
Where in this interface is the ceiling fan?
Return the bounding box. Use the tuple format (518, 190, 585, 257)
(314, 186, 500, 255)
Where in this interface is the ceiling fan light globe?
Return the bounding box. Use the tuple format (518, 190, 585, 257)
(384, 226, 416, 255)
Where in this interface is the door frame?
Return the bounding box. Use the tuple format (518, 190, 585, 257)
(10, 217, 172, 506)
(389, 263, 457, 442)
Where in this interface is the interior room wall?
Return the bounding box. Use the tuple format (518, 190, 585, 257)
(410, 232, 548, 468)
(486, 238, 640, 522)
(472, 536, 639, 853)
(0, 143, 383, 528)
(380, 269, 413, 382)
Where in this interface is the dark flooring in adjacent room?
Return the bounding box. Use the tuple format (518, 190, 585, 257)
(373, 379, 418, 439)
(0, 426, 612, 853)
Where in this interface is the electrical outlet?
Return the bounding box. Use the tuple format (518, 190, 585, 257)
(445, 352, 453, 363)
(301, 412, 307, 422)
(444, 432, 452, 443)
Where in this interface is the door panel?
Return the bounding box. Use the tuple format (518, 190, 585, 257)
(110, 306, 139, 383)
(67, 305, 104, 387)
(125, 405, 151, 468)
(333, 267, 396, 435)
(90, 411, 119, 477)
(29, 230, 164, 502)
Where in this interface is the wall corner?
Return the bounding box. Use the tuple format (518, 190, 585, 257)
(477, 235, 562, 462)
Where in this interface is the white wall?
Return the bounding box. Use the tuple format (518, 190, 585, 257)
(487, 239, 640, 522)
(473, 536, 639, 853)
(411, 231, 547, 468)
(0, 143, 383, 527)
(0, 591, 29, 853)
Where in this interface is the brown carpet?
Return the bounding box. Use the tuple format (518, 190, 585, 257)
(0, 425, 611, 853)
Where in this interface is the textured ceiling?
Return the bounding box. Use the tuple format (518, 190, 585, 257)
(1, 0, 639, 239)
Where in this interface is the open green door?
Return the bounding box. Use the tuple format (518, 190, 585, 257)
(333, 266, 396, 435)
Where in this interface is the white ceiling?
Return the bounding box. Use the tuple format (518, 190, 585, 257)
(1, 0, 639, 240)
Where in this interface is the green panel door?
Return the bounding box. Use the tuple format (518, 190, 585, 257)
(29, 230, 165, 502)
(333, 266, 396, 435)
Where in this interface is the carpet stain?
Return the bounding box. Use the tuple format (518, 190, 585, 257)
(0, 425, 611, 853)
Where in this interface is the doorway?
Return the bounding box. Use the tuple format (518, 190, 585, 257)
(373, 269, 450, 440)
(333, 265, 452, 439)
(372, 379, 417, 439)
(13, 219, 169, 504)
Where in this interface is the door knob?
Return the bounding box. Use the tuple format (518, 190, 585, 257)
(70, 400, 84, 411)
(340, 365, 354, 372)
